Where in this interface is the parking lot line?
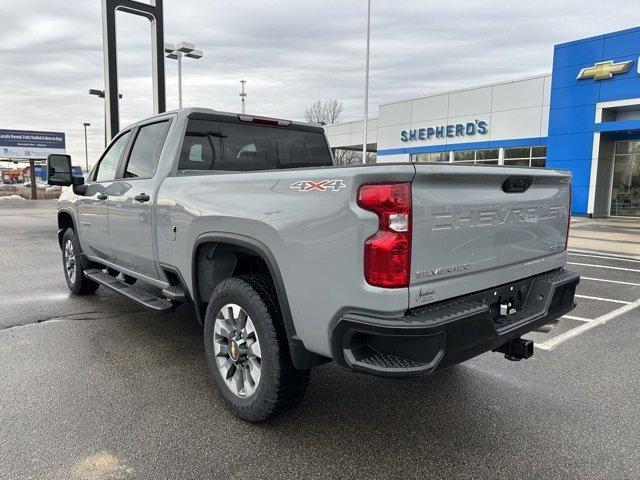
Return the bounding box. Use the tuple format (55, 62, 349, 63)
(537, 299, 640, 350)
(568, 248, 640, 260)
(567, 262, 640, 273)
(562, 315, 590, 322)
(567, 252, 640, 264)
(580, 276, 640, 287)
(574, 294, 632, 305)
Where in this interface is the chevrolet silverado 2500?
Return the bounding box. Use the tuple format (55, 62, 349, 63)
(47, 108, 579, 421)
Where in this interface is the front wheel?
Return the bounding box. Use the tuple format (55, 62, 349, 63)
(204, 275, 310, 422)
(61, 228, 99, 295)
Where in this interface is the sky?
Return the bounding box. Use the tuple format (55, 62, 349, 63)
(1, 0, 640, 168)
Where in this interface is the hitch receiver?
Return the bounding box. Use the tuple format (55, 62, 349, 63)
(493, 338, 534, 361)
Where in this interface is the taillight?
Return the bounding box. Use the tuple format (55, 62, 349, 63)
(357, 183, 411, 288)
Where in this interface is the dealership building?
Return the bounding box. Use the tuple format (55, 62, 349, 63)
(325, 26, 640, 217)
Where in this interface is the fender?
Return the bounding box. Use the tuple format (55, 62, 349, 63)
(57, 208, 77, 248)
(192, 232, 327, 369)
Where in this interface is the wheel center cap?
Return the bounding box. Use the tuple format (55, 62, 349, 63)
(229, 340, 240, 362)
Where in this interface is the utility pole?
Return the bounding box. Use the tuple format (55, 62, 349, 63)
(362, 0, 371, 164)
(83, 122, 90, 173)
(239, 79, 247, 114)
(28, 159, 37, 200)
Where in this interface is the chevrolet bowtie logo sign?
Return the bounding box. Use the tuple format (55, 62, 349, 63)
(577, 60, 633, 81)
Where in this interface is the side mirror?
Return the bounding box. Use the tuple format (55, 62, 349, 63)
(47, 154, 73, 186)
(72, 176, 87, 196)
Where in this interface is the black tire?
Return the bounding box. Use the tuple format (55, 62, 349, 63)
(61, 228, 100, 295)
(204, 274, 310, 422)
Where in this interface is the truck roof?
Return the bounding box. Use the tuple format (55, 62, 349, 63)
(121, 107, 323, 131)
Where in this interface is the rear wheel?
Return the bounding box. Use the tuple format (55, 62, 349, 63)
(204, 274, 310, 422)
(61, 228, 99, 295)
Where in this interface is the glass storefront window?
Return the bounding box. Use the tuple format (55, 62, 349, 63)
(453, 150, 475, 162)
(531, 158, 546, 168)
(476, 149, 499, 161)
(504, 146, 546, 167)
(611, 142, 640, 217)
(504, 147, 530, 159)
(453, 148, 499, 164)
(411, 152, 449, 163)
(433, 152, 449, 162)
(411, 146, 547, 167)
(532, 147, 547, 158)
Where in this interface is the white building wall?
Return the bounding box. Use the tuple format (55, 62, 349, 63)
(324, 119, 377, 150)
(325, 74, 551, 164)
(376, 74, 550, 162)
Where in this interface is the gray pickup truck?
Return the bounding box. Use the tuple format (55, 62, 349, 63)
(48, 108, 579, 421)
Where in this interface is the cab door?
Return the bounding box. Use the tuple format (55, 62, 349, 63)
(77, 130, 132, 262)
(107, 119, 172, 279)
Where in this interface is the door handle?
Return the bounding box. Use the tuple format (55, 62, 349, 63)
(97, 193, 108, 201)
(134, 193, 150, 202)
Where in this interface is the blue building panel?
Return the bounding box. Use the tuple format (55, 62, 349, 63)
(550, 62, 602, 89)
(598, 75, 640, 102)
(546, 26, 640, 215)
(549, 83, 600, 109)
(553, 37, 604, 69)
(548, 104, 597, 135)
(571, 186, 590, 214)
(546, 133, 595, 161)
(544, 159, 591, 187)
(603, 28, 640, 59)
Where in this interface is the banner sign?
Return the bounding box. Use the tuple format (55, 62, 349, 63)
(0, 129, 66, 159)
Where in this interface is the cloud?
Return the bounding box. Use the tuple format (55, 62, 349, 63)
(0, 0, 639, 167)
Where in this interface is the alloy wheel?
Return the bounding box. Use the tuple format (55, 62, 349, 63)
(213, 303, 262, 398)
(64, 239, 76, 284)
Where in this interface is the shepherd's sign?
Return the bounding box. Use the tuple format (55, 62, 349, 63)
(401, 120, 488, 142)
(0, 129, 66, 159)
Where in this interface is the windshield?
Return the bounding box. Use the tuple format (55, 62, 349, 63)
(178, 119, 333, 172)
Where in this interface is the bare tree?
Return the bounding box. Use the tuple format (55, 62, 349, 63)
(334, 149, 376, 165)
(304, 99, 343, 125)
(304, 98, 376, 165)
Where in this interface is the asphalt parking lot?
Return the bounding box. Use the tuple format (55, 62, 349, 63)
(1, 200, 639, 480)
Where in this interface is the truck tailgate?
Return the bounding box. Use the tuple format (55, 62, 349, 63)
(409, 164, 571, 309)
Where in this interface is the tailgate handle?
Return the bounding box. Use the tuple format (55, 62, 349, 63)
(502, 177, 532, 193)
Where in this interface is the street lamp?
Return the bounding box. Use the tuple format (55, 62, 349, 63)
(164, 42, 203, 108)
(89, 89, 123, 147)
(83, 122, 90, 173)
(362, 0, 371, 164)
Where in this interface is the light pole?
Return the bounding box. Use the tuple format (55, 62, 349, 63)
(164, 42, 203, 108)
(83, 122, 90, 173)
(239, 79, 247, 113)
(362, 0, 371, 164)
(89, 89, 122, 147)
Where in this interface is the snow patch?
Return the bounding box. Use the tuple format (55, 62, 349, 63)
(0, 195, 26, 202)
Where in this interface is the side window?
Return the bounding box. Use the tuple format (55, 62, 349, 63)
(95, 131, 131, 182)
(124, 120, 171, 178)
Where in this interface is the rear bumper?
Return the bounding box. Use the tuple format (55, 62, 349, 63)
(331, 268, 580, 377)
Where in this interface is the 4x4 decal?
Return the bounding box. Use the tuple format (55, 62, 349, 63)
(289, 180, 346, 192)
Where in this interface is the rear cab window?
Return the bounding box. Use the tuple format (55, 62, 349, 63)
(177, 116, 333, 173)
